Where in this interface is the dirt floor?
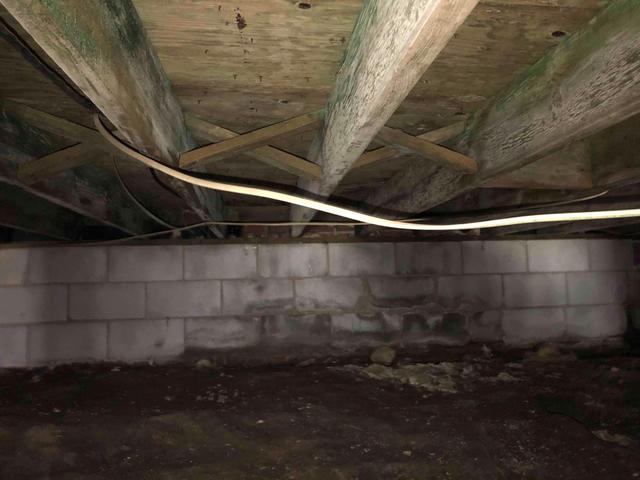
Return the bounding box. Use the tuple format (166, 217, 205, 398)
(1, 345, 639, 480)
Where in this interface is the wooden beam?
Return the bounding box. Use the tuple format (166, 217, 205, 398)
(290, 0, 479, 235)
(375, 126, 477, 173)
(0, 105, 154, 235)
(17, 143, 104, 185)
(0, 181, 82, 240)
(181, 110, 324, 169)
(1, 0, 224, 233)
(483, 142, 593, 190)
(366, 0, 640, 215)
(184, 114, 322, 180)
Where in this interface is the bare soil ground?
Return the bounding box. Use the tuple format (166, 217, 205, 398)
(0, 346, 639, 479)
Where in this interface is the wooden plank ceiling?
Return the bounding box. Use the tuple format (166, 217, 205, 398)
(1, 0, 639, 240)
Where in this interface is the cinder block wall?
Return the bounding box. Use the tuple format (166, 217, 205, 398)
(0, 239, 634, 367)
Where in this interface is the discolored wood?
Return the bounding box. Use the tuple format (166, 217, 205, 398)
(290, 0, 479, 234)
(366, 0, 640, 215)
(375, 126, 477, 174)
(483, 142, 593, 190)
(0, 0, 224, 232)
(181, 110, 324, 168)
(18, 143, 106, 185)
(0, 181, 82, 240)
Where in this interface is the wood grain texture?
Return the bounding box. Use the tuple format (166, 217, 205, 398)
(185, 114, 321, 179)
(367, 0, 640, 215)
(290, 0, 479, 234)
(0, 0, 224, 230)
(376, 126, 477, 173)
(483, 142, 593, 190)
(181, 110, 324, 168)
(17, 143, 105, 185)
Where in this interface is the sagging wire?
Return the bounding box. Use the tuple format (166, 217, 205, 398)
(95, 114, 640, 233)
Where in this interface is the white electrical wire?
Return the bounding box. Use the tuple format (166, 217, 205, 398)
(95, 114, 640, 231)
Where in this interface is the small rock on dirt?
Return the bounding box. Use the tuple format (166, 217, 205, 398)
(593, 429, 633, 447)
(370, 346, 396, 365)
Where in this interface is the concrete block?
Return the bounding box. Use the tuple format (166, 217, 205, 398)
(264, 314, 331, 345)
(368, 277, 434, 307)
(0, 285, 67, 324)
(462, 241, 526, 273)
(147, 280, 221, 318)
(628, 271, 640, 304)
(504, 273, 566, 307)
(295, 277, 363, 311)
(567, 272, 627, 305)
(0, 325, 27, 367)
(328, 243, 394, 276)
(70, 283, 145, 320)
(258, 244, 327, 278)
(527, 240, 588, 272)
(566, 305, 627, 339)
(28, 247, 107, 283)
(438, 275, 502, 309)
(186, 317, 261, 349)
(0, 248, 28, 285)
(401, 311, 468, 342)
(502, 308, 565, 345)
(28, 322, 107, 365)
(332, 312, 387, 334)
(467, 310, 502, 342)
(109, 245, 182, 281)
(223, 279, 294, 315)
(396, 242, 462, 274)
(588, 240, 633, 271)
(185, 245, 256, 279)
(108, 319, 184, 362)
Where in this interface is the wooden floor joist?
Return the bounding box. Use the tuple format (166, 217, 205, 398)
(289, 0, 479, 235)
(0, 0, 225, 235)
(366, 0, 640, 216)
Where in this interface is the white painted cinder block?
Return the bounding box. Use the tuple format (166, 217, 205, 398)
(504, 273, 567, 307)
(462, 241, 527, 274)
(502, 308, 565, 345)
(0, 285, 67, 324)
(0, 325, 27, 367)
(328, 243, 395, 276)
(109, 245, 183, 281)
(0, 248, 28, 285)
(28, 247, 107, 283)
(186, 317, 261, 349)
(438, 275, 503, 309)
(185, 245, 257, 279)
(69, 283, 145, 320)
(587, 240, 633, 271)
(28, 322, 107, 365)
(567, 271, 627, 305)
(223, 279, 294, 315)
(108, 318, 184, 362)
(258, 244, 327, 278)
(527, 240, 588, 272)
(565, 305, 627, 338)
(147, 280, 221, 318)
(395, 242, 462, 275)
(295, 277, 363, 311)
